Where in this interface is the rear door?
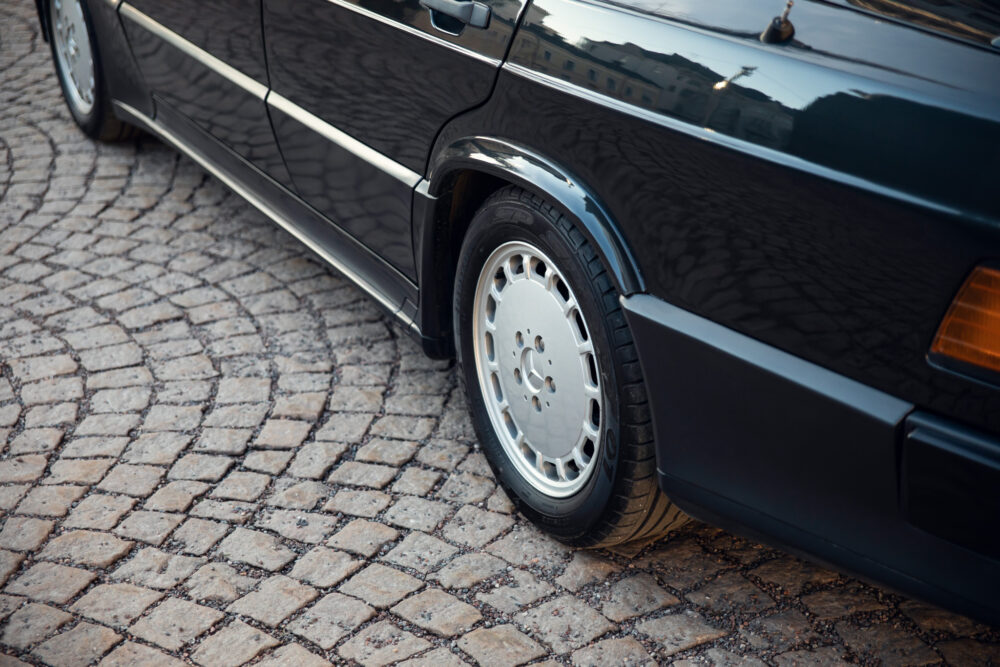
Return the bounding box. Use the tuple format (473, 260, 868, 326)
(262, 0, 527, 280)
(120, 0, 291, 187)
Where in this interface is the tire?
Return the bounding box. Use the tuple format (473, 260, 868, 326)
(47, 0, 135, 141)
(453, 185, 689, 548)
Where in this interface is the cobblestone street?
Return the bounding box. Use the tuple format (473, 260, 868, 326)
(1, 1, 999, 665)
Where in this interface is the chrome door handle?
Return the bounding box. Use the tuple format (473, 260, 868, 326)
(420, 0, 490, 29)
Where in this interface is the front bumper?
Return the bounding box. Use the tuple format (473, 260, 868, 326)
(622, 294, 1000, 625)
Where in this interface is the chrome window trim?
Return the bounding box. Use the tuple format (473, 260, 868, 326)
(112, 100, 420, 334)
(268, 92, 422, 188)
(322, 0, 501, 67)
(119, 3, 267, 100)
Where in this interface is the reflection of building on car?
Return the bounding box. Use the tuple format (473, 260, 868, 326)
(40, 0, 1000, 626)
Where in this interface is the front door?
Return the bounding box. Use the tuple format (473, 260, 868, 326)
(262, 0, 527, 280)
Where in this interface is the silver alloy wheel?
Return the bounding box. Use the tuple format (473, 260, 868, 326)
(472, 241, 603, 498)
(51, 0, 96, 116)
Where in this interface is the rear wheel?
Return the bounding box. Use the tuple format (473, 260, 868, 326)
(454, 186, 688, 547)
(48, 0, 135, 141)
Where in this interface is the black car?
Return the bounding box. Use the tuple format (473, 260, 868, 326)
(37, 0, 1000, 624)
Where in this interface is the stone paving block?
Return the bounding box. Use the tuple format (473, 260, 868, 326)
(383, 532, 458, 573)
(515, 594, 614, 653)
(212, 471, 270, 501)
(37, 530, 133, 567)
(70, 583, 163, 627)
(370, 415, 435, 441)
(144, 481, 209, 512)
(314, 413, 374, 443)
(459, 625, 546, 667)
(122, 432, 190, 465)
(266, 480, 327, 509)
(32, 621, 121, 667)
(391, 467, 442, 496)
(203, 403, 269, 429)
(184, 563, 257, 603)
(395, 648, 468, 667)
(114, 511, 184, 546)
(8, 428, 63, 455)
(143, 404, 202, 431)
(190, 499, 256, 524)
(802, 585, 886, 620)
(253, 419, 311, 449)
(435, 472, 494, 504)
(256, 508, 338, 544)
(217, 528, 295, 571)
(129, 597, 224, 651)
(42, 457, 114, 485)
(488, 526, 571, 570)
(193, 428, 251, 454)
(98, 463, 164, 496)
(0, 517, 53, 552)
(170, 518, 229, 556)
(289, 547, 362, 587)
(20, 377, 83, 405)
(111, 548, 204, 589)
(635, 610, 728, 657)
(556, 552, 620, 592)
(327, 461, 397, 489)
(337, 620, 430, 667)
(15, 485, 87, 517)
(327, 519, 398, 557)
(271, 392, 325, 421)
(287, 441, 347, 479)
(442, 505, 514, 548)
(287, 592, 374, 650)
(5, 563, 96, 603)
(0, 486, 27, 512)
(327, 386, 384, 413)
(835, 622, 939, 666)
(393, 588, 482, 637)
(98, 641, 185, 666)
(339, 563, 423, 608)
(356, 438, 417, 466)
(1, 603, 73, 650)
(323, 489, 390, 517)
(60, 436, 129, 458)
(91, 387, 151, 413)
(571, 638, 654, 667)
(601, 573, 679, 622)
(0, 455, 48, 484)
(384, 495, 452, 532)
(899, 599, 986, 635)
(414, 439, 468, 471)
(74, 413, 140, 436)
(215, 377, 270, 404)
(244, 449, 294, 474)
(433, 553, 507, 589)
(686, 572, 775, 614)
(227, 574, 317, 626)
(190, 620, 279, 667)
(256, 643, 331, 667)
(24, 403, 78, 429)
(0, 551, 26, 587)
(739, 609, 819, 653)
(168, 454, 233, 481)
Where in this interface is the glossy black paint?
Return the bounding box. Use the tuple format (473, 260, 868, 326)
(433, 0, 1000, 434)
(623, 294, 1000, 625)
(122, 1, 292, 186)
(77, 0, 152, 117)
(64, 0, 1000, 624)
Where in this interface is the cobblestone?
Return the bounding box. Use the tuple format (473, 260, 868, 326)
(1, 4, 997, 662)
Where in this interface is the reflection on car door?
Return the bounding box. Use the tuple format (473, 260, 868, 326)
(119, 0, 292, 188)
(262, 0, 527, 280)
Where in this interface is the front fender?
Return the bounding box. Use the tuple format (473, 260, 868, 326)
(426, 136, 645, 296)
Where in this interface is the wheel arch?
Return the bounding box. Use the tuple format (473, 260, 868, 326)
(413, 136, 646, 357)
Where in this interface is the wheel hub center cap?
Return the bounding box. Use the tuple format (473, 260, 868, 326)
(519, 348, 545, 393)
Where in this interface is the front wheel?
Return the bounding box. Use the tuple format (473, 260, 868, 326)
(454, 186, 688, 547)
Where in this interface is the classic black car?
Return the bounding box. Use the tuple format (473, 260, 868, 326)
(37, 0, 1000, 624)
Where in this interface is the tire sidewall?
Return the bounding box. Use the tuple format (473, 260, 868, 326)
(454, 192, 623, 541)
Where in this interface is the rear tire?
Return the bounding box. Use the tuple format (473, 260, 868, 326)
(454, 186, 689, 547)
(47, 0, 136, 141)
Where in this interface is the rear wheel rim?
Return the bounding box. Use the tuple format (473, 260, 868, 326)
(51, 0, 95, 116)
(472, 241, 604, 498)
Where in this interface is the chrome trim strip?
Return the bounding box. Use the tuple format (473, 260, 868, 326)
(268, 92, 422, 188)
(113, 101, 418, 332)
(119, 4, 267, 100)
(322, 0, 500, 67)
(503, 62, 969, 222)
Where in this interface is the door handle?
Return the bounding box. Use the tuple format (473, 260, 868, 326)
(420, 0, 490, 29)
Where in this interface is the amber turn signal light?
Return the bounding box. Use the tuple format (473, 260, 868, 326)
(931, 266, 1000, 374)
